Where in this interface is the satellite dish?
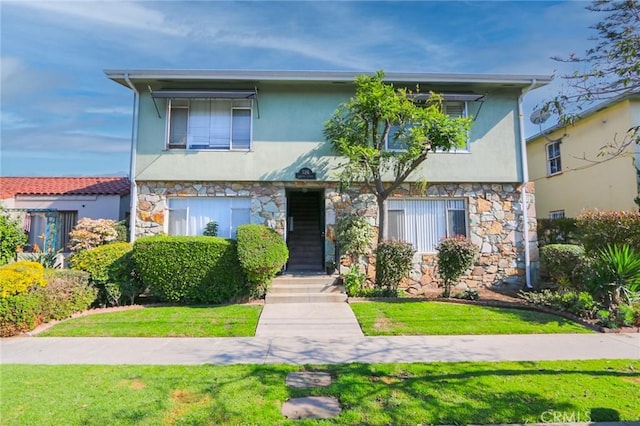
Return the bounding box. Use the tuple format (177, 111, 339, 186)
(530, 108, 551, 125)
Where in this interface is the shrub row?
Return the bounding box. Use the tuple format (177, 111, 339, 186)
(133, 236, 247, 304)
(576, 210, 640, 253)
(0, 266, 95, 337)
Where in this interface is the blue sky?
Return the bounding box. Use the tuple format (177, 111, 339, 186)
(1, 1, 598, 177)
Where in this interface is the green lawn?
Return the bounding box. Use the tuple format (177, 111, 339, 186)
(350, 301, 593, 335)
(1, 360, 638, 425)
(38, 305, 262, 337)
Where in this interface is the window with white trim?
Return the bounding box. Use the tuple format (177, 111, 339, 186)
(167, 99, 252, 150)
(385, 102, 469, 152)
(167, 197, 251, 238)
(546, 141, 562, 175)
(387, 199, 468, 252)
(549, 210, 565, 220)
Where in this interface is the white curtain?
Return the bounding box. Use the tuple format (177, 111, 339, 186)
(168, 197, 251, 238)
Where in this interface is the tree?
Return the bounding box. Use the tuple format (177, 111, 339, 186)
(542, 0, 640, 205)
(0, 208, 27, 265)
(324, 71, 472, 244)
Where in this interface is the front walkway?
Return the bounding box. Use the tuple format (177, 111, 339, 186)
(1, 333, 638, 365)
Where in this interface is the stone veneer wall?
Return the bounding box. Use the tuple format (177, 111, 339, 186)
(136, 181, 537, 293)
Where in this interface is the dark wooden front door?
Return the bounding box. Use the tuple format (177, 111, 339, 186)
(286, 191, 324, 271)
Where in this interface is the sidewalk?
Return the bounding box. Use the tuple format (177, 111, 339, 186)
(2, 333, 638, 365)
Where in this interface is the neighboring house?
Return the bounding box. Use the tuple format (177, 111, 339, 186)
(527, 94, 640, 219)
(106, 70, 550, 291)
(0, 177, 130, 252)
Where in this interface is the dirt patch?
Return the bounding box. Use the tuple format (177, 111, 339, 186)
(118, 379, 146, 390)
(373, 316, 394, 332)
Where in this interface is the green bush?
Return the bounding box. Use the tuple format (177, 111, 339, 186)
(375, 240, 415, 296)
(0, 292, 42, 337)
(236, 224, 288, 297)
(70, 242, 141, 306)
(436, 236, 479, 298)
(342, 265, 368, 297)
(133, 236, 246, 304)
(519, 289, 598, 319)
(537, 218, 578, 248)
(540, 244, 590, 289)
(0, 261, 46, 298)
(203, 221, 219, 237)
(36, 270, 96, 321)
(576, 210, 640, 253)
(336, 215, 374, 263)
(0, 208, 27, 265)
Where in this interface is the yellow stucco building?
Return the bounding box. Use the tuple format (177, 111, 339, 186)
(527, 94, 640, 219)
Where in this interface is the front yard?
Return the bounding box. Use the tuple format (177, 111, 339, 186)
(350, 301, 594, 335)
(2, 359, 638, 425)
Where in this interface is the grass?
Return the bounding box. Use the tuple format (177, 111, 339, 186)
(37, 305, 262, 337)
(1, 360, 638, 425)
(350, 301, 594, 335)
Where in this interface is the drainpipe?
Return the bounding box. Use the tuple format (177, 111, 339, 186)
(124, 74, 139, 243)
(518, 79, 537, 289)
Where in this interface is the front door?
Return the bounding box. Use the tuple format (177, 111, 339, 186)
(286, 190, 324, 271)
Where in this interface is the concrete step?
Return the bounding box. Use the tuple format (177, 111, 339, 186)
(273, 275, 338, 286)
(265, 293, 347, 304)
(269, 283, 344, 294)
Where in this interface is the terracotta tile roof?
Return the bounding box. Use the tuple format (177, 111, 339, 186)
(0, 177, 131, 198)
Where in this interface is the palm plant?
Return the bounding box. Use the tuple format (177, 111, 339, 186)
(592, 244, 640, 307)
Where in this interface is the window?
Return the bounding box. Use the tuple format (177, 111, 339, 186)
(384, 101, 469, 152)
(546, 141, 562, 175)
(388, 199, 467, 252)
(549, 210, 565, 220)
(167, 99, 252, 150)
(167, 197, 251, 238)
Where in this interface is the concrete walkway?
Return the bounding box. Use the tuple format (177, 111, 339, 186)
(255, 302, 364, 338)
(1, 333, 638, 365)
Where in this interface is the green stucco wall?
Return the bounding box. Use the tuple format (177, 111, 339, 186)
(134, 82, 523, 183)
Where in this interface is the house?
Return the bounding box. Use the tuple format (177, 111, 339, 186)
(105, 70, 550, 292)
(527, 94, 640, 219)
(0, 177, 130, 252)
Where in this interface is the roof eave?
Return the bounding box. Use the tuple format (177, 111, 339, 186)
(104, 69, 552, 89)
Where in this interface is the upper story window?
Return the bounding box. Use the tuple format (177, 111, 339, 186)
(546, 141, 562, 176)
(385, 101, 469, 152)
(167, 98, 252, 150)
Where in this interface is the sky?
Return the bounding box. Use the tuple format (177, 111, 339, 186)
(0, 0, 600, 177)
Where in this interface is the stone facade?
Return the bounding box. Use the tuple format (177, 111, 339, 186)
(136, 180, 537, 293)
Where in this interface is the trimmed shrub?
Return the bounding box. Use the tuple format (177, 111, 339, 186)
(540, 244, 590, 289)
(375, 240, 415, 296)
(0, 208, 27, 265)
(436, 236, 479, 298)
(0, 261, 46, 298)
(36, 270, 96, 321)
(68, 218, 119, 253)
(336, 215, 374, 263)
(236, 224, 288, 297)
(537, 217, 578, 248)
(576, 210, 640, 253)
(70, 242, 141, 306)
(133, 236, 246, 304)
(0, 292, 42, 337)
(519, 289, 598, 319)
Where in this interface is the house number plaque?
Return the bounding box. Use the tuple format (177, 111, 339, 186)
(295, 167, 316, 180)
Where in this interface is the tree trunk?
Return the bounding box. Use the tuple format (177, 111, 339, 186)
(377, 196, 387, 245)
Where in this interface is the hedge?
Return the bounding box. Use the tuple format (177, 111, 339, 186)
(0, 261, 46, 298)
(236, 224, 288, 297)
(539, 244, 591, 289)
(576, 210, 640, 253)
(537, 218, 579, 248)
(70, 242, 142, 306)
(133, 236, 247, 304)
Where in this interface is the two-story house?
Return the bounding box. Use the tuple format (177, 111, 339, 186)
(106, 70, 550, 292)
(527, 93, 640, 219)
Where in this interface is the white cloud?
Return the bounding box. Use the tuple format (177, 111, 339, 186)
(11, 1, 187, 36)
(0, 112, 38, 130)
(85, 107, 132, 115)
